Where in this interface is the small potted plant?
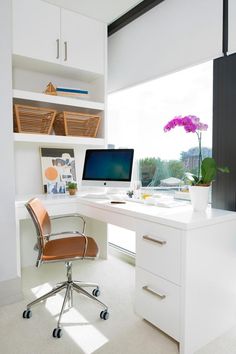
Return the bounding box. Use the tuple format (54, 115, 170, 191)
(186, 157, 229, 211)
(68, 182, 77, 196)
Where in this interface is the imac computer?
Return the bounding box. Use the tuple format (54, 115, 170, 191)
(82, 149, 134, 189)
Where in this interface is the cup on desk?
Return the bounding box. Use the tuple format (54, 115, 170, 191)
(132, 180, 142, 199)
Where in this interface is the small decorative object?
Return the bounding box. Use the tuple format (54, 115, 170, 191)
(127, 190, 134, 198)
(68, 182, 77, 195)
(164, 115, 229, 211)
(47, 181, 66, 194)
(44, 82, 57, 95)
(141, 192, 152, 200)
(56, 86, 89, 99)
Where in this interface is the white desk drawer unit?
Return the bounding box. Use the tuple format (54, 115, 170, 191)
(136, 222, 182, 285)
(135, 267, 181, 341)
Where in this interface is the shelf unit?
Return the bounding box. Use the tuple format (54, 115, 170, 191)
(12, 0, 107, 196)
(13, 132, 105, 146)
(13, 89, 105, 112)
(13, 89, 106, 145)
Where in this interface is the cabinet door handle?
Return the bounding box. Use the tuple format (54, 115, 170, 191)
(143, 235, 167, 245)
(64, 41, 68, 61)
(142, 285, 166, 300)
(56, 39, 60, 59)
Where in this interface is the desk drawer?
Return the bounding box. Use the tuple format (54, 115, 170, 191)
(136, 222, 181, 284)
(135, 267, 180, 341)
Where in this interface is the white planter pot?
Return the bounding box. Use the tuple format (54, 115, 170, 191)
(189, 185, 210, 212)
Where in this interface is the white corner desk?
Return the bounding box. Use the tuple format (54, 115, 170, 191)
(15, 194, 236, 354)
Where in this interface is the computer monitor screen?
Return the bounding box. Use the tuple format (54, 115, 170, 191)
(82, 149, 134, 188)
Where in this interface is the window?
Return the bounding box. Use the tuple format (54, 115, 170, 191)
(108, 61, 213, 252)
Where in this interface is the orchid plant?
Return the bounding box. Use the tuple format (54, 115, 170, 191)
(163, 115, 229, 186)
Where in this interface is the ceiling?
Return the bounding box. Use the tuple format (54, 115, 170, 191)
(43, 0, 143, 24)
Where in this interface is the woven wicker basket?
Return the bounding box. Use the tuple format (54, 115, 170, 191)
(14, 104, 56, 134)
(54, 111, 101, 137)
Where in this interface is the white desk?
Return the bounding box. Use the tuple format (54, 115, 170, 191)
(16, 195, 236, 354)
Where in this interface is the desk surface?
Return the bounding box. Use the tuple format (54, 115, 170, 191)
(15, 194, 236, 230)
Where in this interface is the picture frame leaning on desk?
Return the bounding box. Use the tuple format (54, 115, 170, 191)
(40, 147, 77, 194)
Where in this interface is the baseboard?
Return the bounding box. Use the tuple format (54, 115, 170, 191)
(109, 244, 135, 266)
(0, 277, 22, 306)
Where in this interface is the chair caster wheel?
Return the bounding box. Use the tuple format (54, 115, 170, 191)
(52, 328, 62, 338)
(92, 287, 100, 297)
(22, 309, 32, 319)
(100, 310, 109, 320)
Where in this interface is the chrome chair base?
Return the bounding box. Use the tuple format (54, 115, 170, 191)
(23, 262, 109, 338)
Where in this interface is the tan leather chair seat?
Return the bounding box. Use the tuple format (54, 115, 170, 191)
(42, 236, 98, 261)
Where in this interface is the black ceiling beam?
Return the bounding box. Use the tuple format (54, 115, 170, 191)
(108, 0, 164, 37)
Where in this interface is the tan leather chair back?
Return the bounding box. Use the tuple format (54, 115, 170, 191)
(26, 198, 51, 249)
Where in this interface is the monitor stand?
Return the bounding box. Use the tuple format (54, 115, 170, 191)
(80, 187, 128, 200)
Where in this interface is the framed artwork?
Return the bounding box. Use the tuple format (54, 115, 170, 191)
(40, 148, 76, 194)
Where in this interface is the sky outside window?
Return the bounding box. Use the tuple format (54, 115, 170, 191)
(108, 61, 213, 161)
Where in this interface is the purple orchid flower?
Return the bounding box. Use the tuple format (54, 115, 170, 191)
(164, 115, 208, 179)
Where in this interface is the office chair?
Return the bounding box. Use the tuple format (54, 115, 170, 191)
(22, 197, 109, 338)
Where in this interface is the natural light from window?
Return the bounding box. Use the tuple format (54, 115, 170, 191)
(31, 283, 108, 353)
(108, 61, 213, 253)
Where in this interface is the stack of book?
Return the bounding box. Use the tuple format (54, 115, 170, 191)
(56, 87, 89, 99)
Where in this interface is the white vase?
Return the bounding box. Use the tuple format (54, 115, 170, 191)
(189, 185, 210, 212)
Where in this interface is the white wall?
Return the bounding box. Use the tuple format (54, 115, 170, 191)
(0, 0, 22, 304)
(14, 144, 91, 195)
(108, 0, 223, 93)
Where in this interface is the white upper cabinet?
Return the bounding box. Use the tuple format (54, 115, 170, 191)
(12, 0, 106, 75)
(13, 0, 60, 64)
(61, 9, 105, 74)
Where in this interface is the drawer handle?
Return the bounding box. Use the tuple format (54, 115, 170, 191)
(142, 285, 166, 300)
(143, 235, 167, 245)
(64, 41, 68, 61)
(56, 38, 60, 59)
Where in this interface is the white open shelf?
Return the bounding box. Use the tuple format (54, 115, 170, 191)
(13, 89, 105, 112)
(14, 133, 105, 146)
(13, 89, 105, 145)
(13, 54, 103, 83)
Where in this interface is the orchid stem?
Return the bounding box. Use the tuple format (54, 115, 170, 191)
(196, 132, 202, 180)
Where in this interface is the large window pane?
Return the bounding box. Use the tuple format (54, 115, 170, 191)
(108, 225, 135, 254)
(108, 61, 213, 252)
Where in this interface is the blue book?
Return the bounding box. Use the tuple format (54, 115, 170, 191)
(56, 87, 88, 94)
